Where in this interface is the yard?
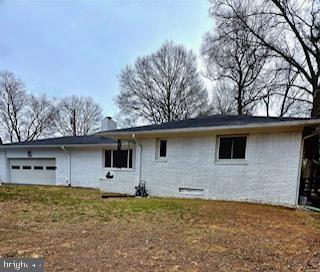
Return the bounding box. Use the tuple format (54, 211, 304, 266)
(0, 186, 320, 271)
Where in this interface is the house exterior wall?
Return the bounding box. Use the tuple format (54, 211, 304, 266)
(70, 149, 104, 188)
(0, 129, 304, 206)
(0, 150, 6, 183)
(99, 169, 138, 195)
(135, 131, 303, 206)
(0, 147, 109, 189)
(99, 145, 139, 195)
(0, 148, 68, 185)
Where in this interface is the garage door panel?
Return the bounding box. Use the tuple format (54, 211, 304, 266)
(9, 159, 56, 185)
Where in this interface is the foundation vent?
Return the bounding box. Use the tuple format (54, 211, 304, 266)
(179, 188, 204, 196)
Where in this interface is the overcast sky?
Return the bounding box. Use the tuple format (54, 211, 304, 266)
(0, 0, 213, 116)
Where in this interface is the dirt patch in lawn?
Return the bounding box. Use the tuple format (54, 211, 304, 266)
(0, 185, 320, 271)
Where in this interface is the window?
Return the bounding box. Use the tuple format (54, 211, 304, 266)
(129, 150, 133, 168)
(11, 165, 20, 170)
(34, 166, 44, 170)
(46, 166, 56, 170)
(105, 150, 111, 168)
(160, 140, 167, 157)
(156, 139, 167, 159)
(22, 166, 31, 170)
(113, 150, 129, 168)
(218, 136, 247, 160)
(105, 149, 133, 169)
(179, 188, 204, 196)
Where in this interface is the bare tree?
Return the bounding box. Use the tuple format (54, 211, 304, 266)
(210, 82, 237, 114)
(0, 71, 57, 142)
(0, 71, 25, 142)
(55, 95, 102, 136)
(25, 94, 57, 140)
(117, 41, 209, 124)
(211, 0, 320, 117)
(202, 7, 270, 115)
(114, 112, 137, 129)
(270, 61, 312, 117)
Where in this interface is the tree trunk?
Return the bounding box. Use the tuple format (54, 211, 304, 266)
(167, 89, 171, 122)
(237, 86, 243, 115)
(311, 85, 320, 117)
(72, 109, 77, 136)
(237, 104, 242, 115)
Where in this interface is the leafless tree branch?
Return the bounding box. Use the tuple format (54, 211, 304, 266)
(117, 41, 209, 124)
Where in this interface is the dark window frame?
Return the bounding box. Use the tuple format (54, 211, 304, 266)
(159, 139, 167, 158)
(156, 138, 167, 159)
(104, 149, 133, 169)
(46, 166, 56, 170)
(218, 136, 247, 160)
(11, 165, 20, 170)
(105, 150, 111, 168)
(22, 166, 32, 170)
(34, 166, 44, 170)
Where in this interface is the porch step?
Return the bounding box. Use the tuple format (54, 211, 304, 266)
(101, 192, 135, 198)
(304, 205, 320, 212)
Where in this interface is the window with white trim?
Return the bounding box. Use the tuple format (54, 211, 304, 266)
(156, 139, 167, 159)
(105, 149, 133, 169)
(218, 136, 247, 160)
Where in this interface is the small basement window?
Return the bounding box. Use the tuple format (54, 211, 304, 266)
(11, 165, 20, 169)
(105, 149, 133, 169)
(218, 136, 247, 160)
(156, 139, 167, 159)
(179, 188, 204, 196)
(34, 166, 44, 170)
(22, 166, 31, 170)
(46, 166, 56, 170)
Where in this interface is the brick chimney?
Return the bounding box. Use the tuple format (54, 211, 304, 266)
(101, 116, 117, 131)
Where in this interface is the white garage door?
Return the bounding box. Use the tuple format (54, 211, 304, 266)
(9, 159, 56, 185)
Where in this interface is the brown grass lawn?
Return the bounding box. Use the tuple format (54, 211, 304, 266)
(0, 185, 320, 272)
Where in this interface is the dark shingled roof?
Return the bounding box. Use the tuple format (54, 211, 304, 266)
(1, 135, 116, 147)
(104, 114, 312, 133)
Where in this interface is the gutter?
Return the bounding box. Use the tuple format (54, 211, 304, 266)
(132, 133, 142, 185)
(61, 145, 72, 187)
(0, 143, 119, 149)
(3, 149, 7, 184)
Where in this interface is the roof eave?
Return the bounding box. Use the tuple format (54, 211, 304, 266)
(99, 119, 320, 139)
(0, 143, 118, 149)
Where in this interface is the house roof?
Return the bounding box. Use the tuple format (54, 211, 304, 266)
(99, 114, 320, 138)
(3, 115, 320, 147)
(0, 135, 116, 148)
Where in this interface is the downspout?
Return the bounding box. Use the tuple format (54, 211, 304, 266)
(132, 133, 142, 185)
(296, 131, 320, 205)
(61, 145, 72, 187)
(3, 148, 7, 184)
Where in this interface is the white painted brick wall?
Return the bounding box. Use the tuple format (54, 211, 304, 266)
(138, 131, 302, 205)
(70, 149, 103, 188)
(99, 169, 137, 195)
(0, 130, 303, 206)
(0, 151, 6, 183)
(100, 145, 139, 195)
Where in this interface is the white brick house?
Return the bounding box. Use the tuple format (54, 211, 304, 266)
(1, 115, 320, 206)
(99, 115, 320, 206)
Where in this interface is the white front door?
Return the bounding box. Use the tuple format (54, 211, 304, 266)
(9, 159, 56, 185)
